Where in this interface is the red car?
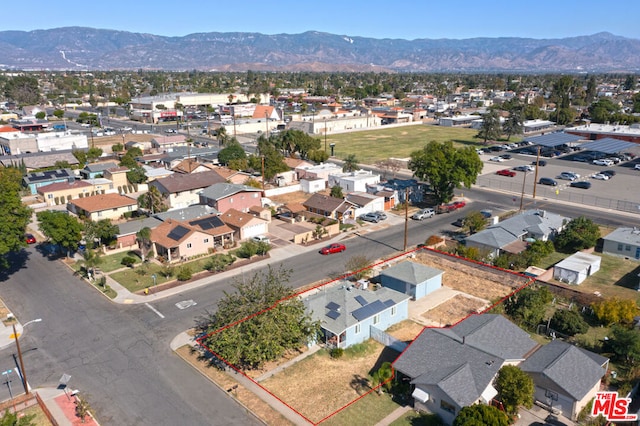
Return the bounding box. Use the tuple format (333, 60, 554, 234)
(436, 201, 466, 214)
(25, 233, 36, 244)
(496, 169, 516, 177)
(320, 243, 346, 255)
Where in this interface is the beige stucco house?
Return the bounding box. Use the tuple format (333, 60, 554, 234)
(68, 193, 138, 221)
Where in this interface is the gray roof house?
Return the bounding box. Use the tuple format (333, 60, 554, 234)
(520, 340, 608, 420)
(393, 314, 538, 425)
(465, 210, 569, 258)
(602, 227, 640, 260)
(380, 261, 443, 300)
(303, 283, 410, 350)
(79, 162, 119, 179)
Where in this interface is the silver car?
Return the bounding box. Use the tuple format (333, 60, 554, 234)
(411, 208, 435, 220)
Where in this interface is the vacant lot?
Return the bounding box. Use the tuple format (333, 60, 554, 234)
(261, 340, 399, 424)
(422, 294, 488, 327)
(327, 124, 480, 164)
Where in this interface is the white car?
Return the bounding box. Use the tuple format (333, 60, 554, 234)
(251, 235, 270, 244)
(514, 165, 535, 172)
(489, 156, 505, 162)
(593, 159, 613, 166)
(592, 173, 609, 180)
(635, 164, 640, 171)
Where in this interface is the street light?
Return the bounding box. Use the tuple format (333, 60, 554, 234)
(12, 318, 42, 395)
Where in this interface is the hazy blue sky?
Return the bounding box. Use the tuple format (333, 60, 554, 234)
(5, 0, 639, 40)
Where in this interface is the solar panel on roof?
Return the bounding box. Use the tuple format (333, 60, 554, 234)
(579, 138, 636, 154)
(325, 301, 340, 311)
(354, 295, 368, 306)
(167, 225, 190, 241)
(190, 215, 224, 230)
(352, 300, 387, 321)
(523, 132, 583, 147)
(383, 299, 395, 307)
(326, 310, 340, 320)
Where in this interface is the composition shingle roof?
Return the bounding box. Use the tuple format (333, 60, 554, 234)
(152, 170, 226, 194)
(70, 193, 137, 212)
(199, 183, 262, 200)
(380, 261, 443, 285)
(36, 179, 92, 194)
(219, 208, 262, 228)
(520, 340, 608, 400)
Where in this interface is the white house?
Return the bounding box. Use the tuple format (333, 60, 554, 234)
(328, 170, 380, 193)
(36, 132, 88, 152)
(345, 192, 385, 216)
(553, 252, 601, 285)
(300, 177, 326, 194)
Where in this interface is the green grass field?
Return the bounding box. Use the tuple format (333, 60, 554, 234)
(325, 124, 491, 164)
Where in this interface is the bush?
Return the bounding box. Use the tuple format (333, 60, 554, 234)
(158, 265, 174, 278)
(176, 265, 192, 281)
(425, 235, 444, 246)
(121, 256, 137, 267)
(329, 348, 344, 359)
(550, 309, 589, 336)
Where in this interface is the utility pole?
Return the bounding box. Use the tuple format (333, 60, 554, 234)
(324, 118, 328, 153)
(403, 187, 409, 251)
(261, 156, 265, 191)
(533, 145, 541, 199)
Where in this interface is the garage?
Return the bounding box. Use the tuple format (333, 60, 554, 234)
(553, 252, 601, 285)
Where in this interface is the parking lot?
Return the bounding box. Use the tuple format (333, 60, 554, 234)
(476, 147, 640, 213)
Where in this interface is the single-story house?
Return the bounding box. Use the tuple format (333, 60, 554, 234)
(116, 216, 163, 248)
(149, 170, 227, 210)
(520, 340, 608, 420)
(37, 179, 94, 206)
(142, 165, 174, 181)
(199, 183, 263, 213)
(219, 208, 269, 241)
(68, 193, 138, 221)
(601, 227, 640, 260)
(171, 158, 216, 174)
(553, 252, 601, 285)
(394, 314, 539, 425)
(151, 135, 188, 151)
(380, 261, 444, 300)
(79, 162, 119, 179)
(328, 170, 381, 193)
(300, 177, 326, 194)
(153, 205, 220, 223)
(465, 210, 570, 258)
(150, 215, 234, 262)
(345, 192, 386, 217)
(302, 193, 357, 221)
(23, 168, 75, 195)
(303, 283, 410, 349)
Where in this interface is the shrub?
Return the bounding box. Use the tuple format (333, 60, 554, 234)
(176, 265, 192, 281)
(121, 256, 137, 267)
(159, 265, 174, 278)
(549, 309, 588, 336)
(329, 348, 344, 359)
(425, 235, 444, 246)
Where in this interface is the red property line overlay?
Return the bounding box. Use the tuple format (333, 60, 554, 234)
(194, 247, 537, 425)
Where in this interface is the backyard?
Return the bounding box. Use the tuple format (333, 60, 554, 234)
(326, 124, 482, 164)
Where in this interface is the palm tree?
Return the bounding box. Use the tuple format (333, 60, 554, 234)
(217, 126, 228, 147)
(81, 249, 103, 281)
(342, 154, 359, 172)
(136, 227, 152, 262)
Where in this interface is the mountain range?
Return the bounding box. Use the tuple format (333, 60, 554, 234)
(0, 27, 639, 73)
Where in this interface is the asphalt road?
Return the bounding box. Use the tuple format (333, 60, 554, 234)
(0, 248, 261, 426)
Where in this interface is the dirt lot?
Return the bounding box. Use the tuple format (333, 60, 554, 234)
(260, 340, 396, 424)
(421, 294, 489, 327)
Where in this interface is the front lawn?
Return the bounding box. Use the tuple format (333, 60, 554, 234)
(98, 250, 141, 272)
(327, 125, 482, 164)
(574, 254, 640, 302)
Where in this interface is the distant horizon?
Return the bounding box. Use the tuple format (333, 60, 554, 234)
(6, 26, 638, 42)
(3, 0, 639, 41)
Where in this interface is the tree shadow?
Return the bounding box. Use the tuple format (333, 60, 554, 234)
(368, 346, 401, 375)
(34, 242, 67, 260)
(0, 249, 30, 282)
(349, 374, 371, 395)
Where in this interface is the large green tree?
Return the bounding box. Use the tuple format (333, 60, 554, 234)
(549, 309, 588, 336)
(278, 129, 321, 159)
(196, 266, 320, 370)
(495, 365, 534, 415)
(409, 141, 483, 203)
(218, 139, 247, 166)
(476, 109, 501, 143)
(608, 325, 640, 364)
(137, 186, 167, 214)
(453, 404, 509, 426)
(83, 218, 118, 248)
(502, 109, 523, 140)
(36, 210, 83, 256)
(0, 168, 32, 269)
(554, 216, 600, 253)
(342, 154, 359, 172)
(4, 75, 40, 105)
(504, 285, 553, 330)
(588, 98, 621, 123)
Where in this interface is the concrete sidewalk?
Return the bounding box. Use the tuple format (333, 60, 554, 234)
(36, 387, 100, 426)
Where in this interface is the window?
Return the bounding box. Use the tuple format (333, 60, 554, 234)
(186, 243, 192, 249)
(373, 315, 380, 325)
(47, 194, 53, 199)
(391, 306, 397, 316)
(229, 198, 233, 203)
(618, 243, 624, 251)
(97, 211, 102, 217)
(440, 400, 455, 414)
(203, 238, 209, 243)
(626, 245, 631, 252)
(355, 324, 361, 334)
(127, 206, 133, 211)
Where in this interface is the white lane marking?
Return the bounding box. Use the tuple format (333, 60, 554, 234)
(145, 302, 165, 318)
(175, 300, 197, 310)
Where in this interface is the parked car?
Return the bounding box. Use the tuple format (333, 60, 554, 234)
(500, 154, 512, 160)
(374, 211, 387, 220)
(496, 169, 516, 177)
(570, 181, 592, 189)
(165, 128, 177, 134)
(592, 173, 609, 180)
(538, 177, 558, 186)
(480, 210, 493, 219)
(532, 160, 547, 167)
(593, 159, 613, 166)
(559, 172, 579, 181)
(411, 208, 435, 220)
(436, 201, 466, 214)
(319, 243, 346, 255)
(25, 233, 36, 244)
(452, 218, 466, 227)
(514, 165, 535, 172)
(489, 156, 505, 162)
(360, 212, 382, 223)
(635, 163, 640, 171)
(602, 170, 616, 178)
(251, 235, 270, 244)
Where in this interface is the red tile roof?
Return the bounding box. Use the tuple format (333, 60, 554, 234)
(37, 180, 92, 194)
(70, 193, 137, 212)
